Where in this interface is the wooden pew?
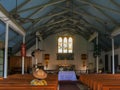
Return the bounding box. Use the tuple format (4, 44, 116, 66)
(0, 85, 57, 90)
(0, 74, 58, 90)
(79, 74, 120, 90)
(0, 77, 3, 80)
(93, 80, 120, 90)
(102, 85, 120, 90)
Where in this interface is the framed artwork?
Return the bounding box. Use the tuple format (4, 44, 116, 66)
(81, 54, 87, 60)
(44, 54, 50, 60)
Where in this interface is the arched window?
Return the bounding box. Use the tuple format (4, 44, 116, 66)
(68, 37, 73, 53)
(58, 37, 62, 53)
(58, 36, 73, 53)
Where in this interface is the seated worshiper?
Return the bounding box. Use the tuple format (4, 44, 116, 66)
(31, 68, 47, 85)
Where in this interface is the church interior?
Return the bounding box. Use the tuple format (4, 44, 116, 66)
(0, 0, 120, 90)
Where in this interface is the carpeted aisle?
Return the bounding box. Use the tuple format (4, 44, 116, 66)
(59, 81, 80, 90)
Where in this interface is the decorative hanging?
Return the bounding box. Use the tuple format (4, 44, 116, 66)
(81, 54, 87, 60)
(44, 54, 50, 60)
(21, 43, 26, 57)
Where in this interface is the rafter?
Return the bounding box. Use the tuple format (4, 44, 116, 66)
(73, 11, 104, 24)
(28, 15, 108, 39)
(20, 6, 47, 24)
(10, 0, 31, 13)
(85, 2, 118, 25)
(78, 0, 120, 15)
(25, 9, 67, 32)
(73, 3, 114, 27)
(26, 7, 42, 18)
(26, 1, 60, 19)
(41, 20, 89, 37)
(31, 19, 68, 35)
(76, 25, 90, 35)
(18, 0, 66, 13)
(110, 0, 120, 8)
(26, 11, 68, 35)
(54, 21, 90, 36)
(68, 18, 109, 34)
(42, 27, 88, 40)
(34, 10, 68, 22)
(37, 21, 69, 34)
(56, 5, 106, 26)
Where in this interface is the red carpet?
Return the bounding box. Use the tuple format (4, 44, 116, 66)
(59, 81, 80, 90)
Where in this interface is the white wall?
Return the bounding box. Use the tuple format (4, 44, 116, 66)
(42, 34, 94, 70)
(17, 34, 96, 70)
(16, 34, 120, 73)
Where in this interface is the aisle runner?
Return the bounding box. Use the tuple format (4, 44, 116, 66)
(59, 81, 80, 90)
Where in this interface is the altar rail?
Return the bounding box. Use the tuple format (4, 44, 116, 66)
(0, 74, 58, 90)
(79, 74, 120, 90)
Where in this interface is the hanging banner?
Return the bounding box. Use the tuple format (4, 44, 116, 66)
(21, 43, 26, 57)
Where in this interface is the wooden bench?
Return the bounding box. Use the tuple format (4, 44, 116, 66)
(102, 85, 120, 90)
(0, 74, 58, 90)
(0, 84, 57, 90)
(79, 74, 120, 90)
(93, 80, 120, 90)
(0, 77, 3, 80)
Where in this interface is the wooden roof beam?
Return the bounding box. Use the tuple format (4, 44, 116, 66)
(68, 18, 108, 34)
(18, 0, 66, 13)
(34, 10, 68, 22)
(56, 5, 108, 29)
(78, 0, 120, 15)
(0, 4, 25, 36)
(27, 19, 68, 37)
(10, 0, 31, 13)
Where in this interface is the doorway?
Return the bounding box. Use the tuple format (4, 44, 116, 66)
(105, 54, 108, 72)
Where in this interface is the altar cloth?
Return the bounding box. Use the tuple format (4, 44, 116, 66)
(58, 71, 77, 81)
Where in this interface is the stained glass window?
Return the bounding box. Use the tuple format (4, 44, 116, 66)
(68, 37, 73, 53)
(58, 37, 62, 53)
(58, 36, 73, 53)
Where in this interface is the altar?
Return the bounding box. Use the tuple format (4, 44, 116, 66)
(58, 71, 77, 81)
